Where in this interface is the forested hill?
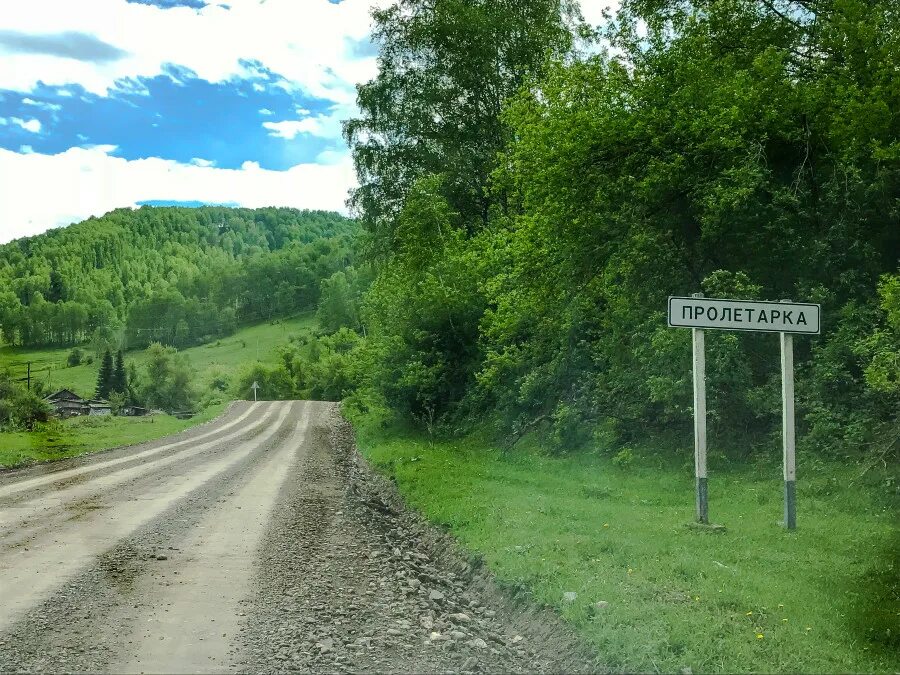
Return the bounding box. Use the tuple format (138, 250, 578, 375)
(0, 207, 357, 349)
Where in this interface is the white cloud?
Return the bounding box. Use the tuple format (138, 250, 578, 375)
(263, 103, 350, 141)
(10, 117, 42, 133)
(0, 145, 356, 243)
(190, 157, 215, 167)
(19, 145, 34, 154)
(22, 97, 62, 111)
(0, 0, 387, 106)
(83, 143, 118, 153)
(258, 108, 273, 116)
(263, 120, 314, 140)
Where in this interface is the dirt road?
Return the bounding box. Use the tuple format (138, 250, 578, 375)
(0, 401, 593, 673)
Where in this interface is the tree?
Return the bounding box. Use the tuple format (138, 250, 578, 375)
(111, 350, 128, 397)
(345, 0, 580, 254)
(48, 267, 65, 303)
(95, 349, 114, 400)
(139, 343, 195, 412)
(67, 347, 83, 368)
(342, 0, 583, 429)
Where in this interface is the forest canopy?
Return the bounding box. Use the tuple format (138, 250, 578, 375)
(0, 206, 357, 351)
(326, 0, 900, 457)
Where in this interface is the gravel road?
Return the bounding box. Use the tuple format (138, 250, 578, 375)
(0, 401, 596, 673)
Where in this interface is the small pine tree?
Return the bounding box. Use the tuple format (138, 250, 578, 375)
(95, 349, 114, 400)
(112, 350, 127, 396)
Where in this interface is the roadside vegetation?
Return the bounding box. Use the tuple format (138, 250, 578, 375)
(355, 419, 898, 673)
(0, 404, 225, 468)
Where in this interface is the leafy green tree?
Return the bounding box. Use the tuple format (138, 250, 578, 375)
(67, 347, 83, 368)
(345, 0, 580, 254)
(139, 343, 195, 412)
(108, 391, 127, 416)
(48, 268, 65, 303)
(316, 267, 369, 333)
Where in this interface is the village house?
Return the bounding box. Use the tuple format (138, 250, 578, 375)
(44, 390, 112, 418)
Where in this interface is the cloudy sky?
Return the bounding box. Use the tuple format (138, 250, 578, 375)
(0, 0, 607, 244)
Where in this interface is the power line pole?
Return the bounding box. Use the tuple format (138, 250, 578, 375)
(26, 362, 31, 391)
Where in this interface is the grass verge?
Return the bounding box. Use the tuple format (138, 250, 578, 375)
(0, 403, 226, 469)
(354, 420, 899, 673)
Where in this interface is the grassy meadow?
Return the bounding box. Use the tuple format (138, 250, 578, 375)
(0, 315, 315, 468)
(0, 404, 226, 468)
(0, 314, 316, 398)
(355, 421, 899, 673)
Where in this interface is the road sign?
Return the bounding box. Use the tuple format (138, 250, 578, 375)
(669, 295, 821, 530)
(251, 381, 259, 402)
(668, 297, 820, 334)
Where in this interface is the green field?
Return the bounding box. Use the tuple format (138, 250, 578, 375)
(0, 404, 226, 468)
(0, 316, 315, 468)
(355, 421, 899, 673)
(0, 314, 316, 398)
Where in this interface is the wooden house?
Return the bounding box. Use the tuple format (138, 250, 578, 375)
(44, 389, 89, 418)
(85, 399, 112, 416)
(44, 391, 112, 418)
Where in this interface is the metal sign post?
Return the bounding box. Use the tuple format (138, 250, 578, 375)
(779, 303, 797, 529)
(251, 381, 259, 402)
(691, 293, 708, 524)
(668, 295, 820, 530)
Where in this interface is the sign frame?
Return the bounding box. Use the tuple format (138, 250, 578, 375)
(668, 294, 820, 530)
(668, 296, 821, 334)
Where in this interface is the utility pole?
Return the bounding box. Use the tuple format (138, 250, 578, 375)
(26, 362, 31, 391)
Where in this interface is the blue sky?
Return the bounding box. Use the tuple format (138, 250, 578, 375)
(0, 0, 607, 243)
(0, 0, 383, 242)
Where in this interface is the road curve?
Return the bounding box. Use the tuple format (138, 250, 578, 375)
(0, 401, 591, 673)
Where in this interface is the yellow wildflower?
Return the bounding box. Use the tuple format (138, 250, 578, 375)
(746, 611, 753, 616)
(756, 633, 764, 640)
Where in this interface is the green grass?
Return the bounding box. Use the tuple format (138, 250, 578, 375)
(355, 421, 899, 673)
(0, 404, 225, 468)
(0, 314, 316, 398)
(0, 315, 316, 468)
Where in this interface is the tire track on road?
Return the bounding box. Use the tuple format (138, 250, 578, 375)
(0, 401, 293, 636)
(0, 402, 262, 502)
(107, 403, 313, 674)
(0, 402, 279, 545)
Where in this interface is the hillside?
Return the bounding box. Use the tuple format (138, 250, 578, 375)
(0, 206, 356, 354)
(0, 314, 316, 399)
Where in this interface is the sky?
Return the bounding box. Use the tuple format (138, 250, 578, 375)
(0, 0, 609, 244)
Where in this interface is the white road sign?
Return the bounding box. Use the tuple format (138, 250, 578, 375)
(668, 297, 820, 334)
